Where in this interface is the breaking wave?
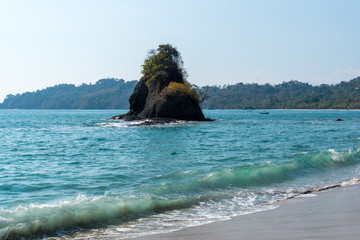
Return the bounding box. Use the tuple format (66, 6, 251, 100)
(1, 148, 359, 239)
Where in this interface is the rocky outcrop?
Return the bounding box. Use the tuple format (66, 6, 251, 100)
(112, 74, 209, 121)
(112, 44, 210, 122)
(113, 44, 209, 123)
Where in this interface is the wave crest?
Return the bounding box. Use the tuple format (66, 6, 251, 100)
(1, 148, 359, 239)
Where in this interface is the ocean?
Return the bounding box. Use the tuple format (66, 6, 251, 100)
(0, 109, 359, 239)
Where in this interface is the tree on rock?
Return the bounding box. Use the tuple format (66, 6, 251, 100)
(142, 44, 187, 86)
(113, 44, 210, 122)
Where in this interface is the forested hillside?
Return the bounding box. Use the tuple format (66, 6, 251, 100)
(1, 77, 359, 109)
(0, 78, 137, 109)
(199, 77, 360, 109)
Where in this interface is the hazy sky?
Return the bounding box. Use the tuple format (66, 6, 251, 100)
(1, 0, 360, 102)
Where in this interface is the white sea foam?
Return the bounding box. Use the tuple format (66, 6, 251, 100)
(95, 121, 130, 128)
(96, 119, 196, 128)
(0, 216, 10, 222)
(296, 193, 317, 198)
(340, 178, 360, 187)
(328, 148, 352, 162)
(37, 191, 281, 240)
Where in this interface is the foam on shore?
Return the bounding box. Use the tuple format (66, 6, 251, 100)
(132, 184, 360, 240)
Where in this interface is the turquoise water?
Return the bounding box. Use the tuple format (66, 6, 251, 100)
(1, 109, 360, 239)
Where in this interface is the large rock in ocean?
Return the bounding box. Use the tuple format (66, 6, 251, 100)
(112, 44, 209, 122)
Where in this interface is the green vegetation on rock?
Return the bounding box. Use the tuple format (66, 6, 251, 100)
(139, 44, 201, 103)
(167, 82, 200, 102)
(141, 44, 188, 87)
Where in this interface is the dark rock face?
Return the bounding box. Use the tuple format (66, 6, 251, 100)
(112, 75, 208, 121)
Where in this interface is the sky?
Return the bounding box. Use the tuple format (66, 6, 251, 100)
(1, 0, 360, 102)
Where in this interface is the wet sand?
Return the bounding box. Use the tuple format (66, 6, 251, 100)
(132, 184, 360, 240)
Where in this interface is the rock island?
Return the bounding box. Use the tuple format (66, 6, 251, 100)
(112, 44, 211, 122)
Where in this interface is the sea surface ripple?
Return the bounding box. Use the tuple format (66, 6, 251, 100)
(0, 109, 359, 239)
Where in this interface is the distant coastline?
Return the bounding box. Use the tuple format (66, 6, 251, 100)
(209, 109, 360, 111)
(1, 76, 359, 110)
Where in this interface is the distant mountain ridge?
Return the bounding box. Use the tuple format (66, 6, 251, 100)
(1, 76, 359, 109)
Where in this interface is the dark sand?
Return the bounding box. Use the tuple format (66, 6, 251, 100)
(132, 184, 360, 240)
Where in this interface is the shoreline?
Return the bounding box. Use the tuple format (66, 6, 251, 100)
(132, 183, 360, 240)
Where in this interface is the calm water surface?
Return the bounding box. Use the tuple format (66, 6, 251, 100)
(0, 109, 359, 239)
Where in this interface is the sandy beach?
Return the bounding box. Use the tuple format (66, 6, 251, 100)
(132, 184, 360, 240)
